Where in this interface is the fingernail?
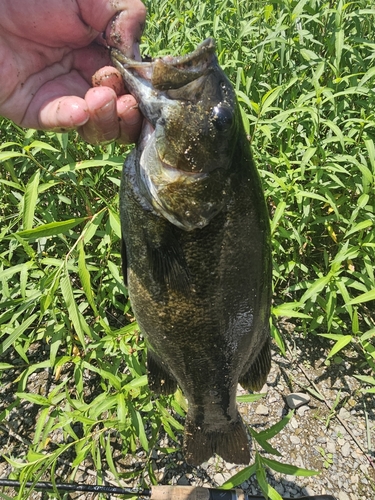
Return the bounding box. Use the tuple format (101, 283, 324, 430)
(122, 105, 142, 126)
(96, 99, 116, 122)
(76, 116, 89, 127)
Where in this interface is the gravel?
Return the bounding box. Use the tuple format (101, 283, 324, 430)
(0, 325, 374, 500)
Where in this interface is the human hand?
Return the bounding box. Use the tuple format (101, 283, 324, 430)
(0, 0, 147, 144)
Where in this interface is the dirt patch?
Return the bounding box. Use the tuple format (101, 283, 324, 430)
(0, 325, 374, 499)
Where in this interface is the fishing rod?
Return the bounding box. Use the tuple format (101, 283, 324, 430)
(0, 480, 336, 500)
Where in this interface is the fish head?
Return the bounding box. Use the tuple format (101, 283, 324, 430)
(112, 39, 240, 230)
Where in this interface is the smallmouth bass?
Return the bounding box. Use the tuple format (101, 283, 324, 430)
(111, 38, 272, 465)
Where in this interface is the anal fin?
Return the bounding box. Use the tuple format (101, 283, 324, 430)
(239, 337, 271, 392)
(147, 349, 177, 395)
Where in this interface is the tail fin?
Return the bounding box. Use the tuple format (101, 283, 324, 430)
(183, 412, 250, 466)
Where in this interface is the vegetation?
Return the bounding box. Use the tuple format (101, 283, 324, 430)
(1, 0, 374, 498)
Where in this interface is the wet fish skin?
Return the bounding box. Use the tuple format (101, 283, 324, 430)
(112, 39, 272, 466)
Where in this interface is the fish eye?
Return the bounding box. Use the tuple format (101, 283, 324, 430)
(211, 105, 234, 132)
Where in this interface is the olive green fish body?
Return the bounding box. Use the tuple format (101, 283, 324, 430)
(113, 39, 272, 465)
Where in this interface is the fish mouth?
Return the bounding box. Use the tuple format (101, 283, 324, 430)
(111, 38, 216, 91)
(112, 39, 232, 230)
(110, 38, 220, 173)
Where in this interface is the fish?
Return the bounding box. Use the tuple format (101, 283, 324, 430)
(111, 38, 272, 466)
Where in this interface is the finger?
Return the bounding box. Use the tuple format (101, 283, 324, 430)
(116, 94, 143, 144)
(73, 44, 112, 86)
(38, 95, 90, 131)
(21, 70, 91, 129)
(78, 0, 147, 59)
(78, 86, 120, 143)
(91, 66, 143, 144)
(79, 88, 142, 144)
(92, 66, 125, 96)
(106, 5, 146, 60)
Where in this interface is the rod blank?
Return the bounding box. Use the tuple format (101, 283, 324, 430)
(0, 479, 336, 500)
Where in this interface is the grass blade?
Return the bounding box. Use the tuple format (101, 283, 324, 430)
(22, 170, 40, 230)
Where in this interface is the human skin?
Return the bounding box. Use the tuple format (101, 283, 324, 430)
(0, 0, 147, 144)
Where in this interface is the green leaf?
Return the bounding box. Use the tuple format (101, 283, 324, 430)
(254, 410, 294, 441)
(364, 138, 375, 173)
(109, 209, 122, 238)
(0, 313, 38, 355)
(124, 374, 148, 390)
(15, 218, 87, 240)
(15, 392, 50, 407)
(87, 394, 117, 419)
(260, 86, 283, 115)
(300, 274, 332, 303)
(272, 302, 311, 319)
(78, 241, 99, 317)
(0, 262, 32, 281)
(270, 201, 286, 234)
(22, 170, 40, 230)
(255, 452, 270, 499)
(262, 456, 320, 476)
(26, 140, 60, 152)
(345, 220, 373, 239)
(334, 28, 344, 71)
(82, 210, 105, 244)
(236, 393, 266, 403)
(271, 324, 286, 356)
(57, 158, 123, 172)
(0, 363, 14, 370)
(249, 428, 282, 456)
(296, 190, 328, 204)
(325, 335, 353, 359)
(129, 403, 149, 451)
(60, 265, 91, 346)
(361, 329, 375, 341)
(72, 443, 91, 467)
(354, 375, 375, 386)
(105, 430, 120, 481)
(0, 179, 24, 191)
(220, 464, 257, 489)
(264, 486, 283, 500)
(117, 392, 128, 424)
(348, 289, 375, 305)
(81, 361, 121, 391)
(362, 387, 375, 394)
(0, 151, 27, 161)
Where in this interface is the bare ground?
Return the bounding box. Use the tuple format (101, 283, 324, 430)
(0, 322, 374, 500)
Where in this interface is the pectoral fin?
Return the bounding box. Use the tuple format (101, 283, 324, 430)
(121, 236, 128, 286)
(146, 226, 190, 294)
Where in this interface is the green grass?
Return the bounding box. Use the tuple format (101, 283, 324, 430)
(1, 0, 375, 498)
